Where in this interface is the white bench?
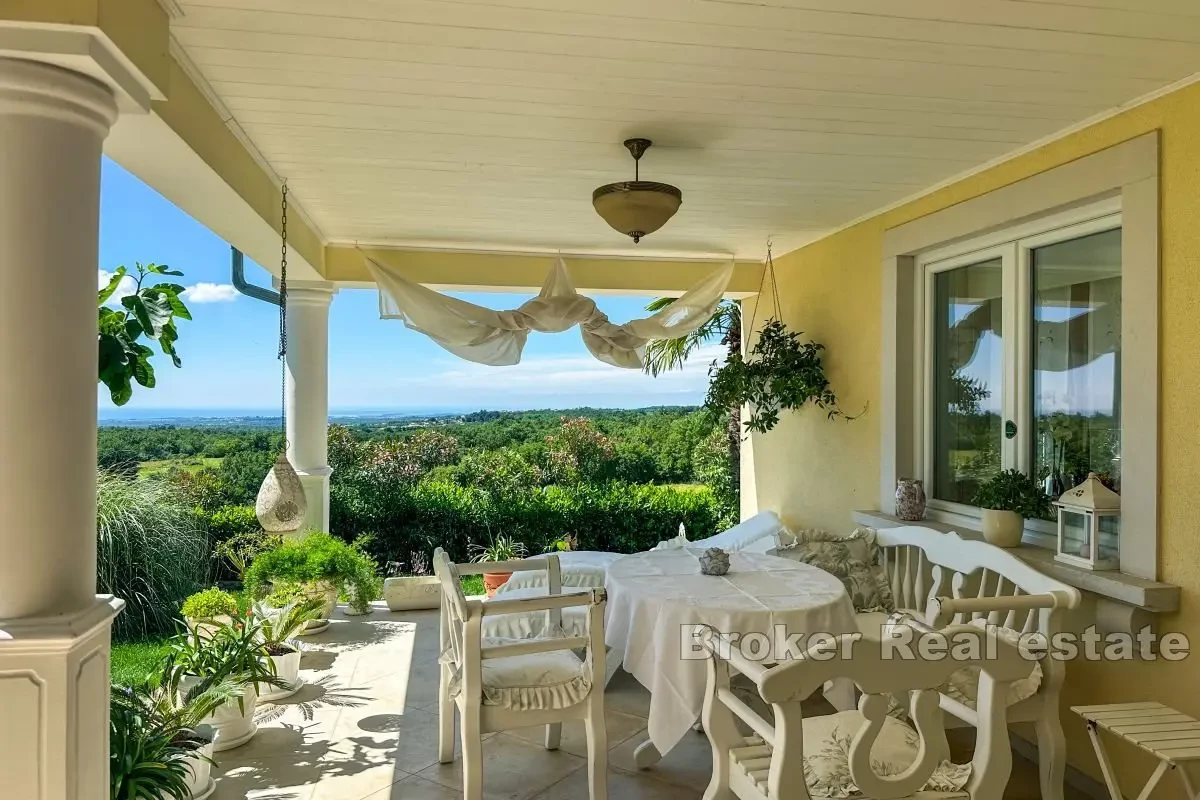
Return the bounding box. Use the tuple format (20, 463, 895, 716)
(867, 525, 1082, 800)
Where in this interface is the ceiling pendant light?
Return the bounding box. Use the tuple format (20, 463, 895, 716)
(592, 138, 682, 243)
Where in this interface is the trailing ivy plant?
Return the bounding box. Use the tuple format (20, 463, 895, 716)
(705, 318, 850, 435)
(99, 263, 191, 406)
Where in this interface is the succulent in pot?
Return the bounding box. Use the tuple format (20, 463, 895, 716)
(162, 620, 284, 751)
(972, 468, 1053, 548)
(180, 587, 239, 639)
(469, 535, 528, 596)
(251, 596, 325, 701)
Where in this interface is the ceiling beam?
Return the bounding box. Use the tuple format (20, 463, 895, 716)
(325, 246, 763, 297)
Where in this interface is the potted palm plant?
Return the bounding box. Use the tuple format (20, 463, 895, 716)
(973, 468, 1053, 548)
(251, 596, 325, 701)
(162, 620, 283, 751)
(110, 675, 241, 800)
(470, 535, 527, 596)
(181, 587, 239, 639)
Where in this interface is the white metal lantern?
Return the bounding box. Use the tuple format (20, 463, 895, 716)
(1053, 472, 1120, 571)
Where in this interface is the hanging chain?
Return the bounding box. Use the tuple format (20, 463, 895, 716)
(748, 239, 779, 329)
(279, 180, 289, 439)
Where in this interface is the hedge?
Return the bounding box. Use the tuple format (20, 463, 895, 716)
(331, 479, 733, 567)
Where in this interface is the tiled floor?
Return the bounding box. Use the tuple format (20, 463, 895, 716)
(211, 604, 1077, 800)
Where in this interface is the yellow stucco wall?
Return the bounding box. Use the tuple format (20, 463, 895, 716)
(752, 80, 1200, 792)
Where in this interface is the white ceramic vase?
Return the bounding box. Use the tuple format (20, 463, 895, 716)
(383, 575, 441, 611)
(258, 647, 303, 702)
(180, 678, 258, 751)
(184, 615, 234, 640)
(980, 509, 1024, 548)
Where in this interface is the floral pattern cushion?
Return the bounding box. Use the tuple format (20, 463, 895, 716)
(778, 527, 896, 613)
(801, 710, 971, 799)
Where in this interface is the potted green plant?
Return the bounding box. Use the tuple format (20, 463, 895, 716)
(706, 318, 854, 434)
(244, 533, 383, 630)
(250, 596, 325, 701)
(110, 674, 242, 800)
(162, 620, 283, 751)
(470, 535, 527, 596)
(972, 468, 1053, 548)
(181, 587, 239, 638)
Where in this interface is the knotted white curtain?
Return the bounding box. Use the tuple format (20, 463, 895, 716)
(366, 255, 734, 369)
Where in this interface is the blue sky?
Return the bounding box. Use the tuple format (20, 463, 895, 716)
(98, 159, 717, 417)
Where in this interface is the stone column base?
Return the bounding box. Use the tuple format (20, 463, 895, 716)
(0, 596, 124, 800)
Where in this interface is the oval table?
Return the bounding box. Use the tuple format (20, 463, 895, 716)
(605, 548, 858, 766)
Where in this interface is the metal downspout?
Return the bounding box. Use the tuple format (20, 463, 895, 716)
(230, 246, 280, 305)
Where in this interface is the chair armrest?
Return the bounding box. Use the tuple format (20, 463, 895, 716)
(696, 629, 772, 688)
(455, 556, 558, 577)
(474, 588, 606, 617)
(925, 591, 1063, 627)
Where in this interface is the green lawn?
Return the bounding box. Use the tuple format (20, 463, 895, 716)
(138, 456, 223, 477)
(111, 638, 171, 687)
(461, 574, 484, 597)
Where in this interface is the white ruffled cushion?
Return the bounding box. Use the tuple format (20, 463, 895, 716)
(449, 642, 592, 711)
(695, 510, 788, 553)
(800, 711, 971, 799)
(481, 586, 591, 640)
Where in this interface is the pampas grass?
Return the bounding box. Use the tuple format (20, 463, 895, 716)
(96, 470, 209, 641)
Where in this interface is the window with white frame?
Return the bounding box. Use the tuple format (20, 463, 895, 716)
(919, 202, 1122, 540)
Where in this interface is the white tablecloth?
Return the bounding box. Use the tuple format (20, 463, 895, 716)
(605, 548, 857, 754)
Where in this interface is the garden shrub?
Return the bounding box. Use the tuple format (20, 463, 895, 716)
(180, 587, 238, 619)
(97, 470, 209, 641)
(331, 477, 730, 566)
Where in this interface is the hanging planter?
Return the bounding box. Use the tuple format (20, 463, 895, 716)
(254, 179, 308, 534)
(256, 453, 307, 533)
(704, 244, 857, 434)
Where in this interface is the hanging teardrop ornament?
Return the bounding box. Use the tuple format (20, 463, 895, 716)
(257, 451, 307, 532)
(255, 177, 308, 534)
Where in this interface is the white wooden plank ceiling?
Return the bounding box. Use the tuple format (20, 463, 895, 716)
(171, 0, 1200, 259)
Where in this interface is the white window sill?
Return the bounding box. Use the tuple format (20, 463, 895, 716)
(853, 510, 1179, 612)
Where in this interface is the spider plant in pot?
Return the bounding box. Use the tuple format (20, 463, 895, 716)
(161, 619, 284, 752)
(250, 596, 326, 701)
(972, 468, 1053, 548)
(469, 535, 527, 596)
(180, 587, 239, 639)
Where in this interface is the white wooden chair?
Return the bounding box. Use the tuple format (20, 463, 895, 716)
(433, 548, 609, 800)
(868, 526, 1082, 800)
(699, 625, 1034, 800)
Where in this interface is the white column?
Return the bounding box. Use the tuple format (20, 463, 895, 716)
(0, 58, 122, 800)
(285, 282, 338, 533)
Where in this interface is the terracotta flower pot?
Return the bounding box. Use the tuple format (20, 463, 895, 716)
(483, 572, 510, 597)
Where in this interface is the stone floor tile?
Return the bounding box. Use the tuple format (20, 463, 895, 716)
(415, 731, 586, 800)
(501, 708, 647, 758)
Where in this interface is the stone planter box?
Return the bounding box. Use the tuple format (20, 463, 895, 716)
(383, 576, 440, 611)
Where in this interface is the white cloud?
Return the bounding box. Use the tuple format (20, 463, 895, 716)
(98, 269, 136, 305)
(331, 342, 730, 409)
(182, 283, 239, 304)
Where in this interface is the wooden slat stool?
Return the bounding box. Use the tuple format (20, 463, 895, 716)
(1073, 702, 1200, 800)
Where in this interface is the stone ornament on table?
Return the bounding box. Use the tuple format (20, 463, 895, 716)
(699, 547, 730, 576)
